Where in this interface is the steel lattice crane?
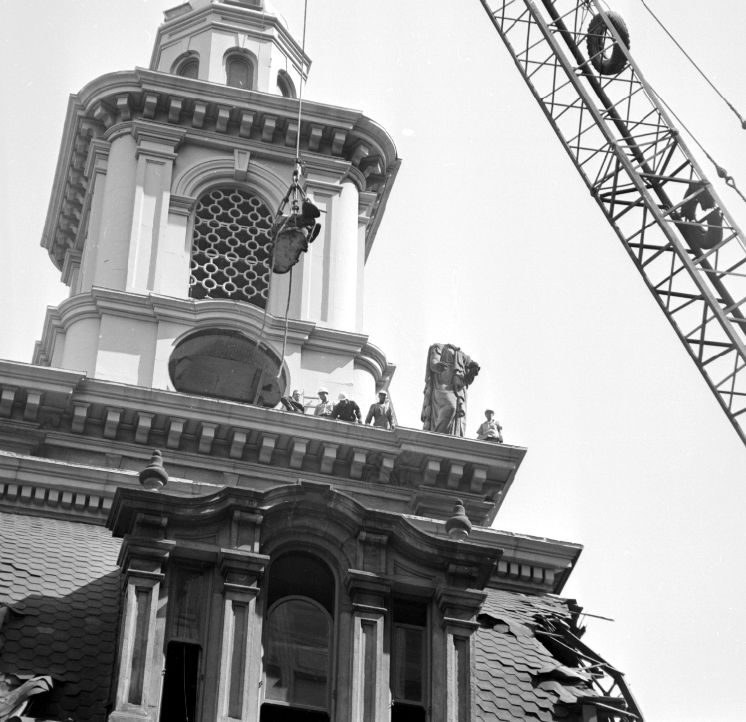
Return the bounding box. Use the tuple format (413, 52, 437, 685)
(479, 0, 746, 450)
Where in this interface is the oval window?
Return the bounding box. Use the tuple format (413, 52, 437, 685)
(168, 330, 286, 407)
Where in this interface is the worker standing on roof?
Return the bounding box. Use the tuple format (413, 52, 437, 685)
(314, 388, 334, 417)
(365, 391, 396, 430)
(331, 393, 362, 423)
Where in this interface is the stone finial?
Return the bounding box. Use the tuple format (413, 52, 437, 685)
(445, 500, 472, 541)
(139, 450, 169, 491)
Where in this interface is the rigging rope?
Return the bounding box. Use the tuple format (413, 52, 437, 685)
(637, 0, 746, 129)
(650, 84, 746, 205)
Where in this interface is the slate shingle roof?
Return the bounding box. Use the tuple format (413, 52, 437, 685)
(476, 589, 595, 722)
(0, 511, 121, 722)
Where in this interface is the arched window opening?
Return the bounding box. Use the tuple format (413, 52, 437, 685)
(189, 187, 273, 309)
(178, 58, 199, 79)
(277, 71, 296, 99)
(262, 553, 334, 722)
(227, 55, 252, 89)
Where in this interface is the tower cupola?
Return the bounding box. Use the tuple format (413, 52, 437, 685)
(150, 0, 307, 97)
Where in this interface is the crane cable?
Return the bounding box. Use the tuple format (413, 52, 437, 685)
(649, 83, 746, 205)
(275, 0, 310, 378)
(637, 0, 746, 129)
(255, 0, 310, 379)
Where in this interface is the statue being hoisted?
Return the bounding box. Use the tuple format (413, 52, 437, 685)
(421, 343, 480, 437)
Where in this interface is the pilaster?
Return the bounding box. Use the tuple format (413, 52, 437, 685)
(127, 121, 187, 294)
(345, 570, 393, 722)
(434, 586, 487, 722)
(110, 536, 174, 722)
(215, 548, 269, 722)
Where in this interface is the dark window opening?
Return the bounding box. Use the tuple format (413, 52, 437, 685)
(391, 703, 427, 722)
(259, 705, 329, 722)
(392, 598, 428, 714)
(160, 642, 200, 722)
(227, 56, 252, 89)
(267, 552, 335, 616)
(178, 59, 199, 79)
(277, 71, 296, 98)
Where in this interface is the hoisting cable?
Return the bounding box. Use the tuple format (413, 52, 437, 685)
(256, 0, 312, 371)
(650, 84, 746, 205)
(275, 0, 310, 379)
(637, 0, 746, 129)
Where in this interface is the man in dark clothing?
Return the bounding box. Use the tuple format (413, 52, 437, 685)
(331, 393, 362, 423)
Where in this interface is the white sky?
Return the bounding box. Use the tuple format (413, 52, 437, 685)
(2, 1, 746, 720)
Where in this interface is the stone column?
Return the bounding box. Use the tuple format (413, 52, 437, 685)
(345, 570, 392, 722)
(109, 539, 173, 722)
(79, 138, 111, 294)
(215, 549, 269, 722)
(126, 121, 186, 294)
(435, 587, 487, 722)
(328, 181, 359, 332)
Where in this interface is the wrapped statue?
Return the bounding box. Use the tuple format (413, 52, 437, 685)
(421, 343, 480, 436)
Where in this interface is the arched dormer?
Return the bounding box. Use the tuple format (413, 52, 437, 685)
(224, 49, 257, 90)
(172, 50, 200, 79)
(150, 0, 308, 95)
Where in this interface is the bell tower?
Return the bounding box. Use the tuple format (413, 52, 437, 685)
(36, 0, 400, 408)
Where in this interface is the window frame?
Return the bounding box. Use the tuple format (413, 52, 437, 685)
(225, 53, 254, 90)
(276, 70, 296, 98)
(390, 599, 430, 715)
(262, 595, 334, 714)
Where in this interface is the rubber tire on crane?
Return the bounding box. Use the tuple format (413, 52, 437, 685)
(586, 12, 630, 75)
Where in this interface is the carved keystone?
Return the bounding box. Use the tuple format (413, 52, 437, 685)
(234, 149, 250, 181)
(285, 120, 298, 147)
(216, 106, 231, 133)
(71, 402, 90, 434)
(0, 388, 16, 418)
(192, 102, 207, 129)
(308, 124, 324, 152)
(239, 110, 255, 138)
(262, 115, 277, 143)
(378, 454, 396, 484)
(469, 465, 489, 494)
(142, 93, 159, 120)
(348, 448, 368, 480)
(198, 423, 218, 454)
(166, 417, 186, 449)
(320, 443, 339, 474)
(168, 97, 184, 124)
(445, 461, 465, 490)
(422, 457, 441, 486)
(23, 391, 43, 422)
(134, 412, 154, 444)
(289, 437, 309, 470)
(103, 408, 124, 440)
(259, 434, 277, 464)
(229, 429, 248, 459)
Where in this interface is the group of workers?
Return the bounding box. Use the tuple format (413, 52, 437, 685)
(280, 388, 395, 430)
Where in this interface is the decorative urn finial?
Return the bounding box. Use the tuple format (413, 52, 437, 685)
(445, 500, 472, 541)
(139, 449, 169, 491)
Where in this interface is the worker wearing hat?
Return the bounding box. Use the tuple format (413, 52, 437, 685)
(365, 390, 396, 430)
(314, 388, 334, 417)
(331, 392, 362, 423)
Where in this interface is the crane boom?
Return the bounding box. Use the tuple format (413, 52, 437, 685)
(479, 0, 746, 447)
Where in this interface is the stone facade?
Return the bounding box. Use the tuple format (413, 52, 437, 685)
(0, 2, 638, 721)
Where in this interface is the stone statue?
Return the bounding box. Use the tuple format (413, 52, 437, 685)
(421, 343, 480, 436)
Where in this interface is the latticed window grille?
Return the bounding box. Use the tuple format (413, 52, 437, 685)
(189, 188, 273, 308)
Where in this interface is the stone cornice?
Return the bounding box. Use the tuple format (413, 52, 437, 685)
(0, 354, 525, 528)
(42, 68, 398, 274)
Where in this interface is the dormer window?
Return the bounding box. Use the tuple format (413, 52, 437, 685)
(173, 53, 200, 79)
(226, 54, 253, 89)
(277, 70, 296, 98)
